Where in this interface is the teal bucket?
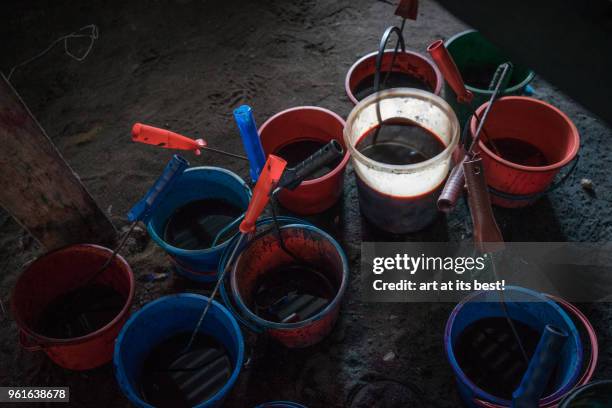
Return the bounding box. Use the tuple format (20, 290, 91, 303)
(147, 166, 251, 282)
(113, 294, 244, 408)
(444, 29, 535, 128)
(255, 402, 307, 408)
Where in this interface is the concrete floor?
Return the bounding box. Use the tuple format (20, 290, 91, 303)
(0, 0, 611, 406)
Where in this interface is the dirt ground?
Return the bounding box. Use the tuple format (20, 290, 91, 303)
(1, 0, 611, 407)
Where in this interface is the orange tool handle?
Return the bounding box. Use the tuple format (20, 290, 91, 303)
(239, 154, 287, 234)
(427, 40, 473, 104)
(132, 123, 206, 155)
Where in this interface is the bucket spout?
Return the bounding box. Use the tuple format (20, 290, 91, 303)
(234, 105, 267, 182)
(512, 324, 569, 408)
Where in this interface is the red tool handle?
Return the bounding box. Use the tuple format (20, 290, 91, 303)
(132, 123, 206, 155)
(239, 154, 287, 234)
(427, 40, 473, 104)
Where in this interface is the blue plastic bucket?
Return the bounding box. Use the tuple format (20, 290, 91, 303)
(445, 287, 583, 408)
(114, 294, 244, 408)
(219, 217, 349, 348)
(147, 166, 251, 282)
(255, 402, 308, 408)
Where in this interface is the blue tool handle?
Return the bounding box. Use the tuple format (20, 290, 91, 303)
(234, 105, 266, 182)
(512, 324, 568, 408)
(278, 140, 344, 190)
(127, 154, 189, 222)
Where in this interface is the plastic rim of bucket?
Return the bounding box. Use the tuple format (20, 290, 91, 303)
(226, 222, 348, 333)
(219, 216, 311, 333)
(113, 293, 244, 408)
(344, 49, 443, 104)
(12, 243, 135, 350)
(146, 166, 251, 267)
(444, 29, 535, 96)
(472, 97, 580, 174)
(344, 87, 460, 175)
(445, 286, 584, 407)
(258, 106, 350, 215)
(255, 402, 308, 408)
(558, 380, 612, 407)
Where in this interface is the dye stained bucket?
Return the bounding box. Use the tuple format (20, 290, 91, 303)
(258, 107, 349, 215)
(345, 49, 443, 104)
(114, 294, 244, 408)
(445, 29, 535, 128)
(445, 287, 595, 408)
(559, 380, 612, 407)
(220, 218, 348, 348)
(471, 97, 580, 208)
(11, 244, 134, 370)
(343, 88, 460, 233)
(147, 166, 251, 282)
(255, 402, 307, 408)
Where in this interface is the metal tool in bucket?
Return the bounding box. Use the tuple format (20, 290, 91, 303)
(186, 140, 345, 349)
(219, 215, 349, 348)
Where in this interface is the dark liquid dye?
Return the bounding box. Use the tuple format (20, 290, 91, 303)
(462, 64, 504, 89)
(253, 264, 337, 323)
(164, 199, 243, 250)
(353, 71, 432, 101)
(357, 119, 446, 165)
(36, 285, 125, 339)
(454, 317, 558, 400)
(140, 332, 233, 408)
(355, 119, 447, 232)
(485, 137, 549, 167)
(274, 139, 342, 180)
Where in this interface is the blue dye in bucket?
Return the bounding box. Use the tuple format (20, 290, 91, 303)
(114, 294, 244, 408)
(147, 166, 251, 282)
(255, 402, 307, 408)
(445, 287, 583, 408)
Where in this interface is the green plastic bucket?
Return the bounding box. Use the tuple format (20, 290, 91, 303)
(444, 30, 535, 128)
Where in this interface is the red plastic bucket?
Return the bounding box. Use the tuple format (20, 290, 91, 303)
(258, 107, 349, 215)
(471, 97, 580, 208)
(222, 220, 349, 348)
(345, 49, 443, 105)
(11, 244, 135, 370)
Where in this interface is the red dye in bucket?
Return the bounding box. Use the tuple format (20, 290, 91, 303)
(357, 119, 446, 164)
(471, 96, 580, 208)
(140, 332, 233, 408)
(355, 119, 447, 232)
(163, 199, 243, 249)
(274, 139, 343, 181)
(253, 264, 335, 323)
(484, 138, 549, 167)
(352, 71, 432, 101)
(11, 244, 134, 370)
(454, 317, 557, 400)
(35, 284, 125, 339)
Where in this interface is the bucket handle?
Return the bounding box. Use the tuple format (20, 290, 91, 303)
(471, 294, 598, 408)
(19, 330, 43, 352)
(373, 25, 406, 94)
(487, 155, 580, 202)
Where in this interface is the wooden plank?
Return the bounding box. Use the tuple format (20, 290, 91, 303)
(0, 75, 116, 250)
